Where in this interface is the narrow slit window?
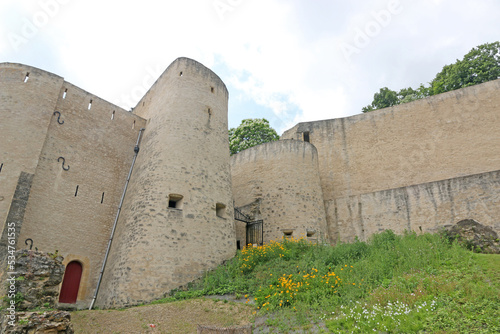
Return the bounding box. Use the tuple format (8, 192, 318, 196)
(142, 101, 145, 106)
(179, 71, 183, 76)
(88, 99, 92, 110)
(168, 194, 183, 209)
(216, 203, 226, 218)
(210, 86, 214, 93)
(111, 110, 115, 120)
(303, 132, 310, 143)
(0, 163, 3, 173)
(63, 88, 67, 99)
(236, 240, 241, 250)
(75, 185, 79, 197)
(24, 72, 29, 83)
(132, 120, 136, 129)
(101, 192, 105, 204)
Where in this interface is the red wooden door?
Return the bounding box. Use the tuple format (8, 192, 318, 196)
(59, 261, 82, 303)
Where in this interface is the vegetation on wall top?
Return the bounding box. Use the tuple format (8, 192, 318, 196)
(228, 118, 280, 155)
(362, 41, 500, 112)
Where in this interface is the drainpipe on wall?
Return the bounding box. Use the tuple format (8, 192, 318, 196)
(89, 128, 145, 310)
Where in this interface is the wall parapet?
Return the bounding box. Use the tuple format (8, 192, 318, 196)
(332, 169, 500, 242)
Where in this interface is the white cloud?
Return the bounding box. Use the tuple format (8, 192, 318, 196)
(1, 0, 499, 132)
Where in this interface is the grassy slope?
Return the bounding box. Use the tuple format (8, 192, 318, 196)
(71, 231, 499, 333)
(168, 231, 499, 333)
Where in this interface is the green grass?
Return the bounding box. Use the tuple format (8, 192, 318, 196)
(167, 230, 500, 333)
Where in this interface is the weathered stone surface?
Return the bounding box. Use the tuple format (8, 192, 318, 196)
(231, 140, 328, 244)
(445, 219, 500, 254)
(1, 63, 147, 308)
(3, 60, 499, 310)
(96, 57, 236, 308)
(282, 79, 500, 242)
(0, 311, 73, 334)
(0, 172, 33, 276)
(11, 250, 65, 310)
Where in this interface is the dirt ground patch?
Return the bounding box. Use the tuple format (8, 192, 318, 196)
(71, 298, 256, 334)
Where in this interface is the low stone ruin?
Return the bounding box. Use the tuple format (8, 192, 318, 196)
(0, 250, 74, 334)
(445, 219, 500, 254)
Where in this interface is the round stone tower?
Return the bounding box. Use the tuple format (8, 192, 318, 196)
(97, 58, 235, 307)
(231, 140, 329, 245)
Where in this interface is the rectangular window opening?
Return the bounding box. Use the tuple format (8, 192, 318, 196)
(210, 86, 214, 93)
(216, 203, 226, 218)
(168, 194, 183, 209)
(303, 132, 310, 143)
(307, 230, 316, 238)
(236, 240, 241, 250)
(101, 192, 105, 204)
(283, 230, 293, 239)
(24, 72, 29, 83)
(63, 88, 67, 99)
(75, 185, 79, 197)
(88, 99, 93, 110)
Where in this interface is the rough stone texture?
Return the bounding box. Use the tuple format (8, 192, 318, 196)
(333, 170, 500, 242)
(231, 140, 328, 244)
(3, 64, 147, 308)
(0, 172, 33, 274)
(197, 324, 252, 334)
(282, 79, 500, 242)
(445, 219, 500, 254)
(6, 250, 65, 310)
(0, 311, 73, 334)
(97, 58, 236, 308)
(0, 64, 63, 238)
(3, 59, 499, 310)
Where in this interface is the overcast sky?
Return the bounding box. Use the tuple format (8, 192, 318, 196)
(1, 0, 499, 134)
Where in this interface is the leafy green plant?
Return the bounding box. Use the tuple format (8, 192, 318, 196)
(164, 230, 498, 332)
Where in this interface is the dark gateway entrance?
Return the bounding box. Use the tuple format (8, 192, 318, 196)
(235, 207, 263, 246)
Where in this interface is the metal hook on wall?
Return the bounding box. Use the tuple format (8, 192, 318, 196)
(53, 111, 64, 125)
(25, 238, 33, 250)
(58, 157, 70, 171)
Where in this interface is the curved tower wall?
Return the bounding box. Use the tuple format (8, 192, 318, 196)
(97, 58, 235, 307)
(231, 140, 329, 244)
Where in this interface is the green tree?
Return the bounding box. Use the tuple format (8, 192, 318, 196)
(362, 87, 399, 112)
(362, 41, 500, 112)
(430, 41, 500, 95)
(229, 118, 279, 155)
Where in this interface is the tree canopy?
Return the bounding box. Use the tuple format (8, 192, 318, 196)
(362, 41, 500, 113)
(228, 118, 280, 155)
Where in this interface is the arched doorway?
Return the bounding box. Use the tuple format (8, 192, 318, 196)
(59, 261, 82, 304)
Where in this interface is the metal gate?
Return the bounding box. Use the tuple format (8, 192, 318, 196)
(235, 207, 264, 246)
(246, 220, 263, 246)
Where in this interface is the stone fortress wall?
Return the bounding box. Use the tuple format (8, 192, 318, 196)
(96, 58, 236, 307)
(0, 58, 235, 309)
(281, 79, 500, 242)
(231, 140, 328, 245)
(1, 59, 499, 309)
(0, 62, 147, 308)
